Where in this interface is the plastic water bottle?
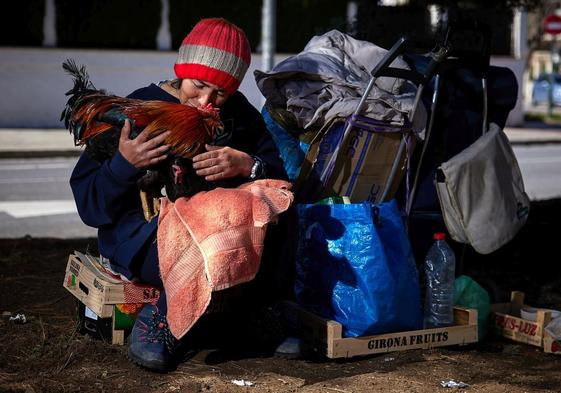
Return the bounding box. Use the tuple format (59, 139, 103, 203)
(424, 232, 456, 328)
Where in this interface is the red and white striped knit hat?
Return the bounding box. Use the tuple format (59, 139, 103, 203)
(174, 18, 251, 96)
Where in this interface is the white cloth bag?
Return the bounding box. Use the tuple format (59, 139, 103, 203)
(435, 123, 530, 254)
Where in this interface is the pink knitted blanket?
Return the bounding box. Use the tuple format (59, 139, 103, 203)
(157, 179, 293, 339)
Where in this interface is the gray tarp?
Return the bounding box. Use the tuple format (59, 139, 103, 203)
(254, 30, 426, 134)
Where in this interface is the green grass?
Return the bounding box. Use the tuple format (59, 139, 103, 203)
(524, 112, 561, 124)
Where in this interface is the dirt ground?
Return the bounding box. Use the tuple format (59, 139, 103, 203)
(2, 199, 561, 393)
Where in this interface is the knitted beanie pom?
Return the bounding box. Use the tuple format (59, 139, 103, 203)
(175, 18, 251, 95)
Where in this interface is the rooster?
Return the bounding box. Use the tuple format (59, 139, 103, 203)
(61, 59, 224, 219)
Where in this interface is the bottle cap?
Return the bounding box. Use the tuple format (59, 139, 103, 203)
(434, 232, 446, 240)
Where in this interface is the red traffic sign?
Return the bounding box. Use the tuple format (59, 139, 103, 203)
(545, 14, 561, 35)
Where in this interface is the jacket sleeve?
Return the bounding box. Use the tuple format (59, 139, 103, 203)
(250, 116, 288, 181)
(70, 151, 142, 227)
(224, 92, 288, 182)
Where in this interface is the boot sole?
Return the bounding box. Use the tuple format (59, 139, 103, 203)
(127, 347, 174, 373)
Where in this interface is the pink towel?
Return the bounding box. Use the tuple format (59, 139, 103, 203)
(157, 179, 293, 339)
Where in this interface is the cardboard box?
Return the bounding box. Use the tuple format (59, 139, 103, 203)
(491, 291, 556, 349)
(295, 117, 412, 203)
(284, 301, 478, 359)
(63, 251, 160, 344)
(76, 301, 118, 343)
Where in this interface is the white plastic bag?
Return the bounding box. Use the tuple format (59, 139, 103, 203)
(545, 314, 561, 340)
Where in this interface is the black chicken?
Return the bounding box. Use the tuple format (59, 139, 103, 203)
(61, 59, 224, 219)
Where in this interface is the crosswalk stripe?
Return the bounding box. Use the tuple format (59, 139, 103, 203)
(0, 200, 78, 218)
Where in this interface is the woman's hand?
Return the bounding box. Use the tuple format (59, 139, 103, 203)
(192, 144, 254, 181)
(118, 120, 170, 169)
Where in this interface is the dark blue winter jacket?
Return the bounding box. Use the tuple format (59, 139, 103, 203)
(70, 84, 287, 280)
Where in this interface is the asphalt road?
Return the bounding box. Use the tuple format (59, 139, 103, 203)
(0, 157, 95, 238)
(514, 144, 561, 201)
(0, 145, 560, 238)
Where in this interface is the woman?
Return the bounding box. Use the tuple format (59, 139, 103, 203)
(70, 18, 289, 371)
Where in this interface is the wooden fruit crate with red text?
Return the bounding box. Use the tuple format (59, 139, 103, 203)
(285, 302, 478, 359)
(491, 291, 556, 349)
(543, 331, 561, 355)
(63, 251, 160, 344)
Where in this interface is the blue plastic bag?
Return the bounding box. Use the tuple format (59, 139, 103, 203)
(261, 106, 309, 182)
(295, 199, 423, 337)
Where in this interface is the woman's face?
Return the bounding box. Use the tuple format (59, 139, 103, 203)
(178, 79, 229, 108)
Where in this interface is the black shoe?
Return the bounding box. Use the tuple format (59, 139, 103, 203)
(127, 304, 177, 372)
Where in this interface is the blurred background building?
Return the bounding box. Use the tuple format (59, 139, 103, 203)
(0, 0, 554, 128)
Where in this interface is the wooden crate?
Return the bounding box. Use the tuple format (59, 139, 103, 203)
(285, 302, 478, 359)
(491, 291, 555, 349)
(63, 251, 160, 344)
(543, 331, 561, 355)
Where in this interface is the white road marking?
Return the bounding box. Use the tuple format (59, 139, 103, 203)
(0, 200, 78, 218)
(0, 162, 74, 170)
(0, 177, 68, 184)
(516, 156, 561, 164)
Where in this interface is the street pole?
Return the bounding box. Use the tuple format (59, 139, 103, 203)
(544, 12, 561, 116)
(42, 0, 56, 47)
(261, 0, 276, 72)
(156, 0, 172, 51)
(549, 42, 554, 117)
(347, 1, 358, 36)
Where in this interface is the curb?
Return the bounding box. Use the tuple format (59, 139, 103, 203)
(507, 139, 561, 146)
(0, 139, 560, 160)
(0, 150, 81, 159)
